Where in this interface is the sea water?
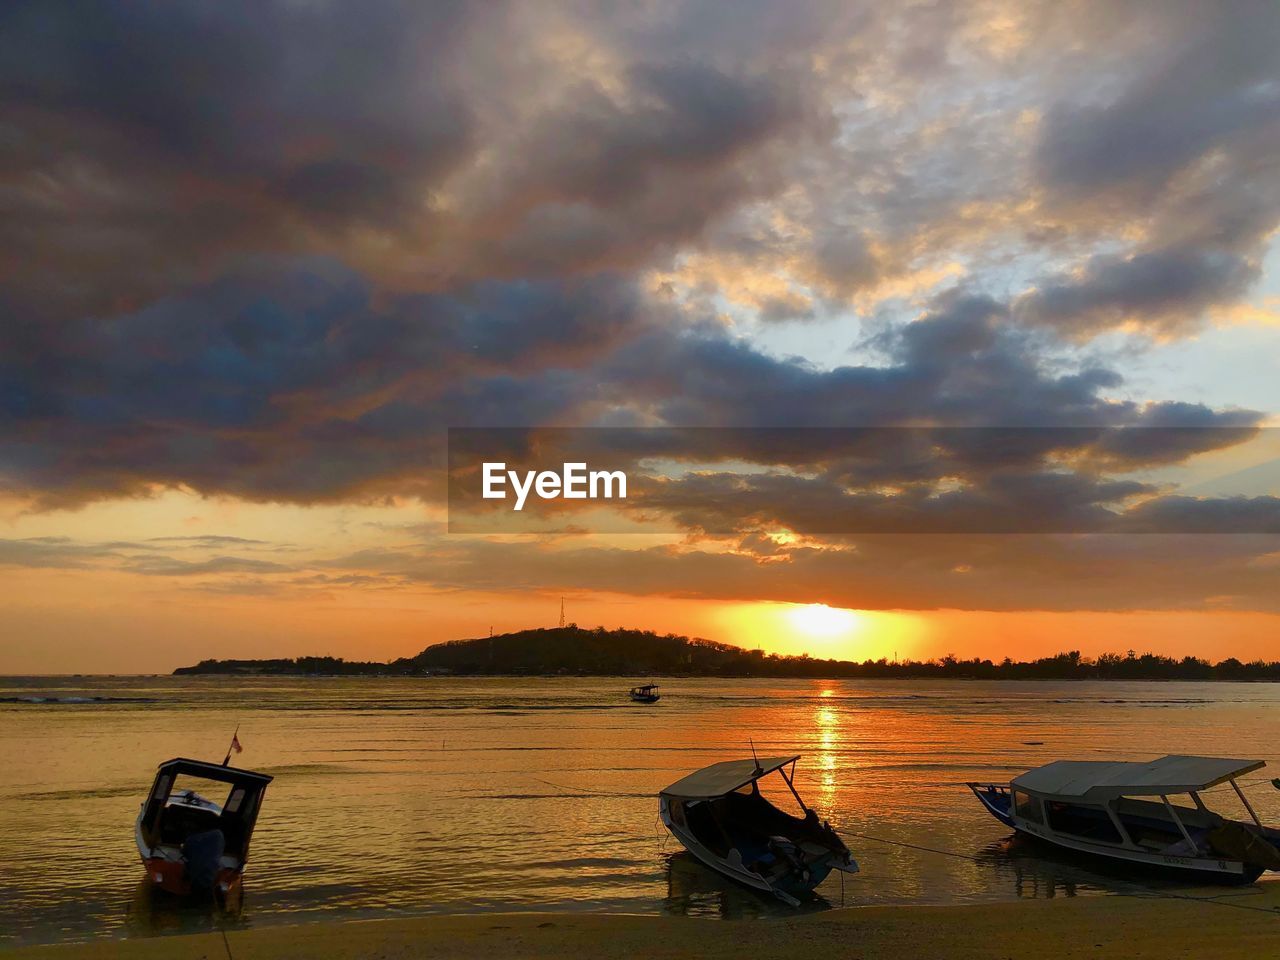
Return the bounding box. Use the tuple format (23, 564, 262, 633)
(2, 676, 1278, 945)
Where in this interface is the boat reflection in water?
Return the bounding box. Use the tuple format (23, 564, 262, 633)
(662, 852, 833, 918)
(971, 835, 1089, 899)
(972, 830, 1274, 901)
(123, 877, 251, 939)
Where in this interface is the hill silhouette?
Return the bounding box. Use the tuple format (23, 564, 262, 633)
(174, 625, 1280, 680)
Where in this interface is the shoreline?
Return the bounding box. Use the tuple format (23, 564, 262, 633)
(10, 888, 1280, 959)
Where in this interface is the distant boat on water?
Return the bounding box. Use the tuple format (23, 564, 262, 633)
(135, 757, 272, 903)
(659, 755, 858, 905)
(628, 683, 660, 703)
(969, 754, 1280, 883)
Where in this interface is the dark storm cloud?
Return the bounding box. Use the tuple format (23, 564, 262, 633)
(1119, 496, 1280, 535)
(509, 62, 800, 207)
(0, 0, 829, 327)
(450, 423, 1278, 535)
(626, 468, 1154, 535)
(1088, 406, 1261, 466)
(1015, 247, 1260, 338)
(1023, 2, 1280, 337)
(0, 259, 658, 505)
(0, 0, 1276, 566)
(3, 254, 1268, 519)
(2, 0, 1276, 348)
(0, 2, 473, 169)
(1035, 3, 1280, 201)
(615, 293, 1259, 438)
(460, 57, 825, 280)
(0, 0, 482, 321)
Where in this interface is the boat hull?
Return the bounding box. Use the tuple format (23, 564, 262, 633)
(134, 805, 245, 899)
(659, 795, 852, 905)
(139, 855, 244, 898)
(967, 782, 1265, 885)
(969, 783, 1016, 828)
(1012, 830, 1265, 885)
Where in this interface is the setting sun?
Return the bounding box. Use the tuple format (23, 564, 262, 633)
(713, 601, 931, 661)
(787, 603, 862, 639)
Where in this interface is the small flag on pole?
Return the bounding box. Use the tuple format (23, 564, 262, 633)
(222, 725, 243, 766)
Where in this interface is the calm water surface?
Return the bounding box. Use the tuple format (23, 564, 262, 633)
(2, 676, 1278, 945)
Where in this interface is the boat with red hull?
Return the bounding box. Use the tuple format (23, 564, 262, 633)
(135, 757, 272, 903)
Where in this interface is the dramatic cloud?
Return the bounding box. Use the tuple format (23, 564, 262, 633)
(1015, 248, 1260, 338)
(1022, 2, 1280, 337)
(1034, 3, 1280, 202)
(4, 263, 1266, 514)
(0, 1, 481, 320)
(0, 260, 661, 505)
(0, 1, 1277, 625)
(317, 532, 1280, 614)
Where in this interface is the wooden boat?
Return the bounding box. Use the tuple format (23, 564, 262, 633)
(659, 755, 858, 905)
(629, 684, 660, 703)
(969, 754, 1280, 884)
(135, 757, 272, 901)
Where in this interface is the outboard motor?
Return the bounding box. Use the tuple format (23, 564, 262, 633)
(182, 829, 225, 893)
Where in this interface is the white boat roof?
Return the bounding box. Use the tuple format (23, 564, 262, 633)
(1012, 754, 1265, 801)
(661, 756, 800, 800)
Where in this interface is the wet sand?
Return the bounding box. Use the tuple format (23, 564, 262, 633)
(11, 885, 1280, 960)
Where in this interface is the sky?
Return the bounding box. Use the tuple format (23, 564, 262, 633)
(1, 1, 1279, 673)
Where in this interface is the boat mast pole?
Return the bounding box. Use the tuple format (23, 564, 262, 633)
(1160, 795, 1196, 848)
(222, 724, 240, 767)
(778, 764, 809, 814)
(1229, 779, 1264, 829)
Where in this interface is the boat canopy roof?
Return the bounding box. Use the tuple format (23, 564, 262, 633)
(155, 757, 273, 787)
(1012, 754, 1263, 801)
(661, 755, 800, 799)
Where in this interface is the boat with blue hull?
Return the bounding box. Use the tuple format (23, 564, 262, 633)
(660, 755, 858, 905)
(970, 755, 1280, 884)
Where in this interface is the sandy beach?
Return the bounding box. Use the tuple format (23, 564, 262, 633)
(11, 886, 1280, 960)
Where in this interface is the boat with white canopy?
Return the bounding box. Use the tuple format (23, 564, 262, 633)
(660, 755, 858, 905)
(969, 754, 1280, 883)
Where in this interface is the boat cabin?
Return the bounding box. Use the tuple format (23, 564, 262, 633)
(971, 755, 1280, 882)
(136, 758, 273, 893)
(659, 755, 857, 904)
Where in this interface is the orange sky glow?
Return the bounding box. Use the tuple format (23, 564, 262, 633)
(2, 4, 1279, 674)
(3, 511, 1278, 674)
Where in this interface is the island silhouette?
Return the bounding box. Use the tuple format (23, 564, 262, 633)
(175, 626, 1280, 681)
